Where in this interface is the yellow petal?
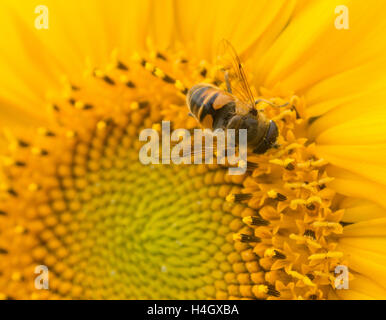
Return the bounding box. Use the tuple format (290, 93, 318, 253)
(327, 166, 386, 209)
(148, 0, 174, 50)
(340, 198, 386, 222)
(306, 58, 386, 119)
(176, 0, 294, 59)
(315, 145, 386, 187)
(337, 241, 386, 289)
(341, 219, 386, 238)
(335, 273, 386, 299)
(257, 0, 386, 91)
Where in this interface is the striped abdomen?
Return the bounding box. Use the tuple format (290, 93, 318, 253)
(186, 84, 235, 129)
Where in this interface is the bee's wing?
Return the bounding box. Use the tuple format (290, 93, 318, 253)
(216, 40, 255, 114)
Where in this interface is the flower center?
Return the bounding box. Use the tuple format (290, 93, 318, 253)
(0, 47, 345, 300)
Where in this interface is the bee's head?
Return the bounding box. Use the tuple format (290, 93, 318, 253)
(253, 120, 278, 154)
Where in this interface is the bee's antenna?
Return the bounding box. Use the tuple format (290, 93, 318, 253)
(132, 52, 189, 96)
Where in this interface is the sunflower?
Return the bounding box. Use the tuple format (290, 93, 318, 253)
(0, 0, 386, 300)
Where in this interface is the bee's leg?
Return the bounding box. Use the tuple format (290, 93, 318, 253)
(225, 71, 232, 94)
(255, 99, 289, 108)
(254, 99, 289, 113)
(255, 96, 301, 119)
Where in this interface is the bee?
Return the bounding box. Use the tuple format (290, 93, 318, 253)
(186, 40, 282, 154)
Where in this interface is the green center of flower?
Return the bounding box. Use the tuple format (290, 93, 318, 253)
(0, 85, 257, 299)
